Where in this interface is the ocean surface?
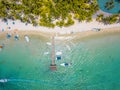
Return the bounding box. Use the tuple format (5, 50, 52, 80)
(0, 33, 120, 90)
(98, 0, 120, 14)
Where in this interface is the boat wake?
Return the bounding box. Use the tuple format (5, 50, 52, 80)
(0, 78, 62, 86)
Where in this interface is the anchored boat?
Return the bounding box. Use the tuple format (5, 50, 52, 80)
(60, 63, 72, 67)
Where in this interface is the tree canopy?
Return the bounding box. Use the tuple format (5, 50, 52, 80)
(0, 0, 118, 28)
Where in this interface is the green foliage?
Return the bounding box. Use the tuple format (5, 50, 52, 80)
(39, 14, 55, 28)
(102, 15, 118, 24)
(96, 14, 104, 21)
(87, 17, 92, 22)
(64, 15, 75, 27)
(0, 0, 118, 28)
(96, 14, 119, 24)
(56, 20, 65, 27)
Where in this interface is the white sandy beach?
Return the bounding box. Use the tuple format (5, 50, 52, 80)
(0, 16, 120, 35)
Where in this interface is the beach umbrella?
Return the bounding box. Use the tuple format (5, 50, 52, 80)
(12, 22, 15, 25)
(2, 28, 4, 32)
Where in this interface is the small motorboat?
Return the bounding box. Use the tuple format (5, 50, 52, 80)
(56, 51, 62, 60)
(24, 35, 30, 42)
(0, 79, 8, 83)
(60, 63, 72, 67)
(56, 55, 61, 60)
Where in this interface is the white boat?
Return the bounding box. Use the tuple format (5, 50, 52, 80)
(25, 35, 30, 42)
(0, 79, 8, 83)
(60, 63, 72, 67)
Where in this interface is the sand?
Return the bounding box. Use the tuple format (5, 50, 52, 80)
(0, 17, 120, 34)
(0, 15, 120, 41)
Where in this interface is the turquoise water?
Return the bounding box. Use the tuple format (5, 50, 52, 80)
(98, 0, 120, 14)
(0, 33, 120, 90)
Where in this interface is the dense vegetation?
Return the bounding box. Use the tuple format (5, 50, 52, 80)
(96, 14, 120, 24)
(0, 0, 99, 28)
(0, 0, 119, 28)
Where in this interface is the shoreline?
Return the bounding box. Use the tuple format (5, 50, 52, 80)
(0, 15, 120, 41)
(0, 26, 120, 41)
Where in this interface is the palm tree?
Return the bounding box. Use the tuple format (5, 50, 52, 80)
(96, 14, 104, 22)
(0, 0, 100, 28)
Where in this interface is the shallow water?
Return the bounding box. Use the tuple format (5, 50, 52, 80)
(98, 0, 120, 14)
(0, 33, 120, 90)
